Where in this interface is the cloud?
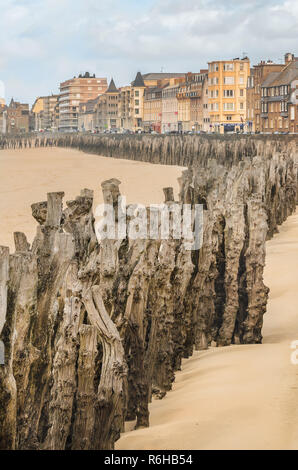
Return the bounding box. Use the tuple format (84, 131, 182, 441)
(0, 0, 297, 105)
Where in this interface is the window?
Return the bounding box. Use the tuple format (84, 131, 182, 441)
(240, 63, 244, 71)
(239, 102, 244, 110)
(135, 91, 139, 97)
(223, 102, 234, 111)
(240, 89, 244, 97)
(224, 77, 234, 85)
(223, 89, 234, 97)
(239, 76, 244, 84)
(226, 116, 232, 120)
(135, 109, 139, 114)
(224, 63, 234, 71)
(135, 100, 139, 106)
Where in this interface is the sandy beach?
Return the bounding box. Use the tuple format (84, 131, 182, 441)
(117, 209, 298, 450)
(0, 147, 183, 250)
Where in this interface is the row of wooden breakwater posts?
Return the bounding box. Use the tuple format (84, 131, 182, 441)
(0, 134, 297, 450)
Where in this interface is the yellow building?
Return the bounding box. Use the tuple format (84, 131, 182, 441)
(208, 57, 250, 133)
(31, 97, 45, 131)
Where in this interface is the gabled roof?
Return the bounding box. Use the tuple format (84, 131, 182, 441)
(262, 59, 298, 87)
(270, 60, 298, 86)
(261, 72, 280, 87)
(132, 71, 145, 87)
(106, 78, 119, 93)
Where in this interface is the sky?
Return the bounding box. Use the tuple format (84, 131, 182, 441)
(0, 0, 297, 105)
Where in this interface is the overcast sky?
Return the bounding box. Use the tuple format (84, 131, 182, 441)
(0, 0, 297, 105)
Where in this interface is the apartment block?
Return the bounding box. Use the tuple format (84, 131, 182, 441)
(208, 57, 250, 133)
(58, 72, 107, 131)
(6, 98, 29, 134)
(78, 97, 99, 132)
(177, 71, 208, 132)
(95, 79, 120, 131)
(44, 95, 59, 130)
(260, 53, 298, 133)
(119, 72, 186, 132)
(246, 60, 284, 132)
(143, 85, 164, 133)
(31, 96, 45, 131)
(161, 83, 180, 133)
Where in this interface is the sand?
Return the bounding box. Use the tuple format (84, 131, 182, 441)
(0, 147, 183, 250)
(117, 209, 298, 451)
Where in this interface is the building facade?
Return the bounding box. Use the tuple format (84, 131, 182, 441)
(95, 79, 120, 131)
(6, 99, 29, 134)
(78, 97, 99, 132)
(31, 96, 45, 131)
(32, 94, 59, 131)
(58, 72, 107, 131)
(260, 54, 298, 133)
(143, 85, 164, 133)
(246, 60, 284, 132)
(161, 83, 180, 133)
(177, 71, 208, 132)
(130, 72, 146, 130)
(208, 57, 250, 133)
(44, 95, 59, 130)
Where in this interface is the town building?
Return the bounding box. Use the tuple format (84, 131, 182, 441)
(95, 79, 120, 131)
(142, 73, 186, 87)
(118, 85, 132, 130)
(119, 72, 186, 132)
(208, 57, 250, 133)
(78, 97, 99, 132)
(246, 60, 285, 133)
(58, 72, 107, 131)
(202, 75, 210, 132)
(31, 96, 45, 131)
(6, 98, 29, 134)
(260, 53, 298, 133)
(176, 71, 208, 132)
(118, 72, 146, 131)
(161, 82, 180, 133)
(143, 85, 165, 133)
(130, 72, 146, 130)
(44, 95, 59, 130)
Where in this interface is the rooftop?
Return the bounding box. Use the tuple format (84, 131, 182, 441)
(142, 73, 185, 80)
(262, 59, 298, 87)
